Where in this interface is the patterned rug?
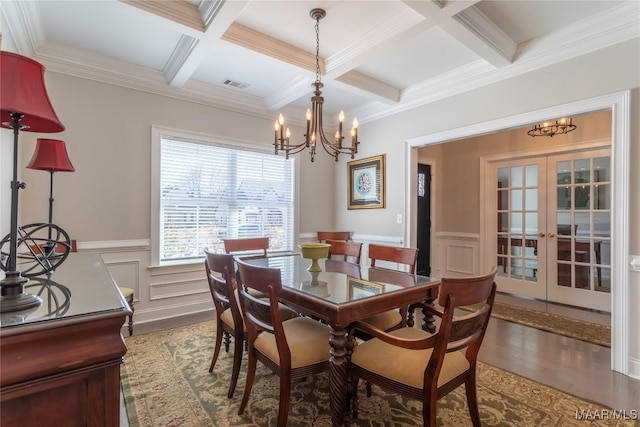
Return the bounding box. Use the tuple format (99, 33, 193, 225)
(462, 302, 611, 347)
(120, 320, 632, 427)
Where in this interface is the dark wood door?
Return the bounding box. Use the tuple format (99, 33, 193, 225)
(417, 163, 431, 276)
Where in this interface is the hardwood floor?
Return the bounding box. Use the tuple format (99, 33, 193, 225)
(120, 293, 639, 425)
(484, 293, 639, 411)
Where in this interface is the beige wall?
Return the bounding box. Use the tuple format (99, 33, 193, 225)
(10, 73, 338, 241)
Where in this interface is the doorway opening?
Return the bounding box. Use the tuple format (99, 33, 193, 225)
(405, 91, 631, 376)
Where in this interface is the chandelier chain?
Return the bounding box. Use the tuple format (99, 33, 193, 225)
(315, 16, 321, 83)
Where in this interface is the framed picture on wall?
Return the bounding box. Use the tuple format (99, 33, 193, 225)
(347, 154, 385, 209)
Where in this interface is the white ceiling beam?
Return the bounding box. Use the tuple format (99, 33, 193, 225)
(164, 1, 249, 87)
(404, 0, 515, 67)
(334, 71, 401, 104)
(221, 22, 320, 74)
(445, 7, 516, 67)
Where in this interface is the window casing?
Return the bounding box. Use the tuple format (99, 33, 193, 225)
(151, 127, 295, 265)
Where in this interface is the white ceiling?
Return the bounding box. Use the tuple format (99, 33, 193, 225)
(1, 1, 638, 127)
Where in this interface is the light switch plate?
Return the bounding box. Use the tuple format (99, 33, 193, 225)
(396, 214, 402, 224)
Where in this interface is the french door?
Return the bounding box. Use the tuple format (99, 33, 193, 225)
(491, 149, 611, 312)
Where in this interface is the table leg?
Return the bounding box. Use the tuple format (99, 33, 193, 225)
(422, 295, 437, 333)
(329, 326, 348, 426)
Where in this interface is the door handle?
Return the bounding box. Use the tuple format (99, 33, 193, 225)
(538, 232, 546, 238)
(548, 232, 556, 238)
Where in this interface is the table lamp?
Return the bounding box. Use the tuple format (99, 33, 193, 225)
(1, 51, 65, 312)
(27, 138, 75, 237)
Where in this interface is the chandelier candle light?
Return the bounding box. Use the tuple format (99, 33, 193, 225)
(273, 8, 359, 162)
(527, 117, 577, 138)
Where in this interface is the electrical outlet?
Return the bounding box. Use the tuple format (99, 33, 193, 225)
(396, 214, 403, 224)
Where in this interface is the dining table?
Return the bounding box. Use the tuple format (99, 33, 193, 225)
(244, 254, 441, 427)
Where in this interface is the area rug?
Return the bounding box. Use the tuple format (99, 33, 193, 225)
(463, 302, 611, 348)
(120, 320, 632, 427)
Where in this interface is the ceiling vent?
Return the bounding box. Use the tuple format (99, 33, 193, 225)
(222, 79, 249, 90)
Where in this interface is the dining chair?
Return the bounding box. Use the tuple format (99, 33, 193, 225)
(317, 231, 351, 242)
(204, 250, 298, 398)
(235, 258, 331, 427)
(368, 243, 418, 273)
(324, 259, 361, 278)
(204, 251, 246, 398)
(358, 244, 419, 335)
(348, 267, 498, 426)
(223, 237, 269, 258)
(326, 239, 362, 264)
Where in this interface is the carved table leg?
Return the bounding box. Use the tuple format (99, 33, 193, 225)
(329, 326, 348, 426)
(422, 292, 438, 333)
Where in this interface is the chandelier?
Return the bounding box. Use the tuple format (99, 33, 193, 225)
(527, 117, 576, 137)
(273, 8, 359, 162)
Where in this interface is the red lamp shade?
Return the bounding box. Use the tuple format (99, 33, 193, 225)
(0, 51, 65, 133)
(27, 139, 75, 172)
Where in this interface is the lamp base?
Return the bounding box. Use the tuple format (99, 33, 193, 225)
(0, 271, 42, 313)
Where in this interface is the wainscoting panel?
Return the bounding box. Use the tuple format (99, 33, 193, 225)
(149, 277, 209, 301)
(434, 232, 480, 278)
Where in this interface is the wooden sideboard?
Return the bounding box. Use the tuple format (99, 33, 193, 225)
(1, 252, 131, 427)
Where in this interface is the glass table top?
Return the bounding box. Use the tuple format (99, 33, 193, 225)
(244, 254, 438, 305)
(1, 252, 129, 328)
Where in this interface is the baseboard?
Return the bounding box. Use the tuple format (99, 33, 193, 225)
(628, 357, 640, 380)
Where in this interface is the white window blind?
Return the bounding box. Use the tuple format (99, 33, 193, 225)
(159, 136, 294, 262)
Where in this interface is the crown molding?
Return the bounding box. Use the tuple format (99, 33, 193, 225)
(0, 0, 44, 56)
(9, 1, 638, 127)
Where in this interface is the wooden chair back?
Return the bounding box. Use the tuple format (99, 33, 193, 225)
(326, 239, 362, 264)
(204, 251, 240, 326)
(223, 237, 269, 258)
(367, 267, 416, 288)
(235, 259, 290, 363)
(368, 243, 418, 273)
(317, 231, 351, 242)
(325, 259, 361, 278)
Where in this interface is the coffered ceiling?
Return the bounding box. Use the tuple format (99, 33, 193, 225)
(1, 1, 638, 126)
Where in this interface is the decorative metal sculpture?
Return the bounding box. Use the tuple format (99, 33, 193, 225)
(0, 223, 72, 278)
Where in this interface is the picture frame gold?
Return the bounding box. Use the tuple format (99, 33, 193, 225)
(348, 278, 385, 300)
(347, 154, 385, 209)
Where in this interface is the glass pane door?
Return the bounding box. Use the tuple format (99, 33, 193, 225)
(547, 150, 611, 311)
(493, 159, 547, 299)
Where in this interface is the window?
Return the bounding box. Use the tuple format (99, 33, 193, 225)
(151, 127, 295, 264)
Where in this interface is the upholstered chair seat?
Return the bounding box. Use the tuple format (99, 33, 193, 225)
(351, 327, 470, 388)
(254, 317, 330, 368)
